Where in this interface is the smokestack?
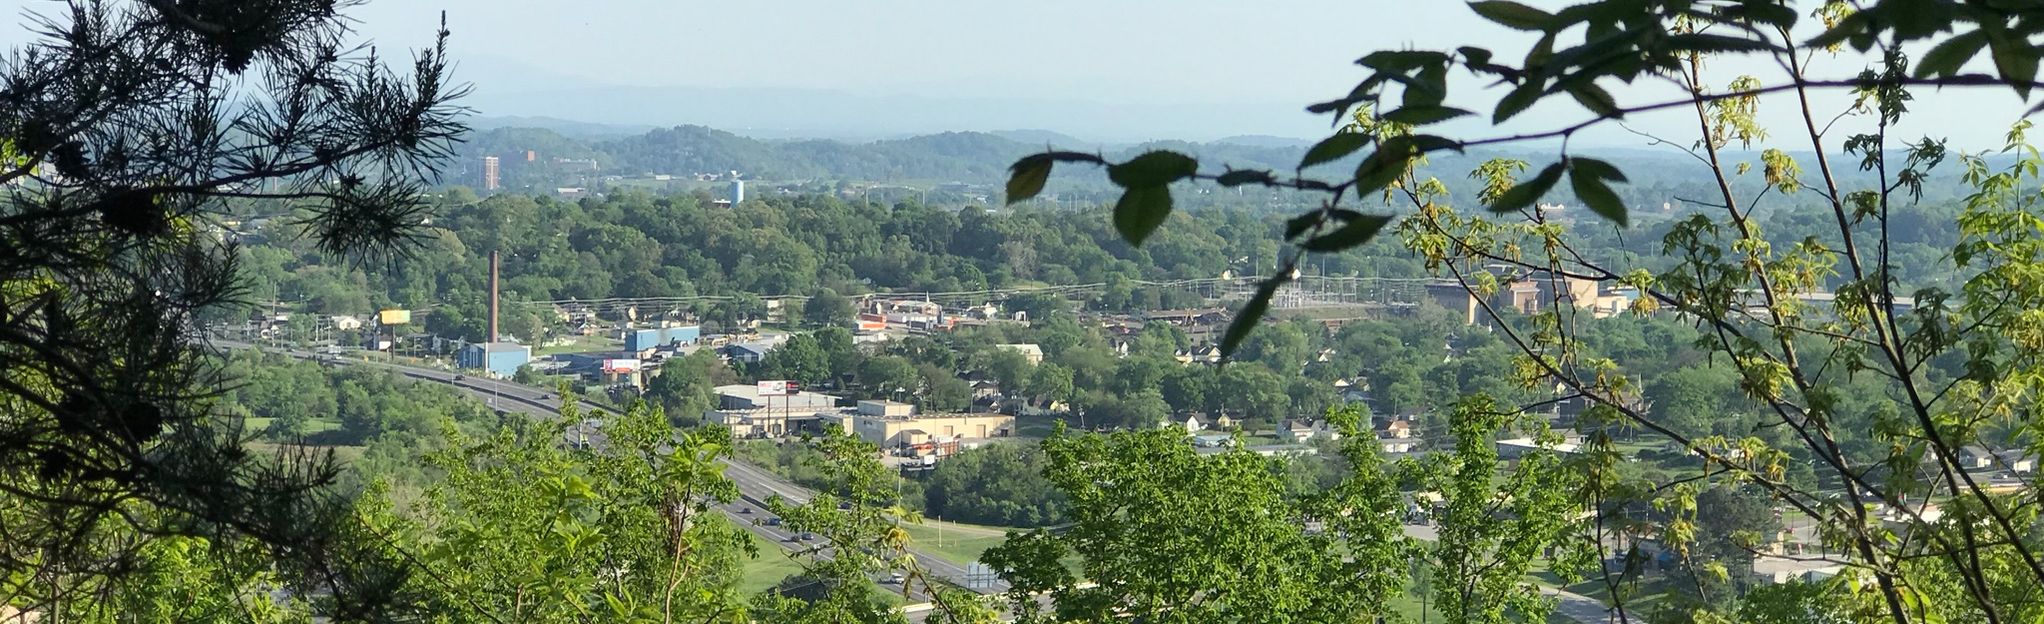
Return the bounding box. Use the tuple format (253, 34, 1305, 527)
(488, 250, 500, 343)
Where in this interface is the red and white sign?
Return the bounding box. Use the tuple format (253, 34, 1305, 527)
(602, 358, 641, 373)
(757, 380, 798, 396)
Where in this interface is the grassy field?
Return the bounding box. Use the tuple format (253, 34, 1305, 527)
(242, 417, 342, 436)
(900, 520, 1011, 566)
(736, 532, 909, 605)
(737, 532, 811, 596)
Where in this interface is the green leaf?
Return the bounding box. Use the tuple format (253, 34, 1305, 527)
(1284, 212, 1325, 240)
(1382, 105, 1474, 126)
(1566, 81, 1622, 118)
(1285, 208, 1363, 240)
(1493, 82, 1544, 123)
(1988, 31, 2039, 100)
(1661, 33, 1780, 54)
(1299, 214, 1393, 252)
(1468, 0, 1553, 31)
(1107, 150, 1200, 188)
(1457, 46, 1493, 67)
(1220, 276, 1284, 359)
(1916, 29, 1987, 78)
(1569, 163, 1628, 226)
(1567, 157, 1629, 183)
(1299, 133, 1370, 170)
(1488, 161, 1563, 213)
(1402, 62, 1450, 108)
(1805, 10, 1871, 50)
(1113, 185, 1173, 246)
(1352, 140, 1417, 196)
(1006, 155, 1053, 204)
(1215, 169, 1275, 187)
(1717, 2, 1797, 29)
(1357, 50, 1451, 71)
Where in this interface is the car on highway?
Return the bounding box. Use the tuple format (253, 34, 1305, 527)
(883, 573, 905, 585)
(738, 506, 752, 514)
(453, 374, 465, 381)
(763, 517, 781, 526)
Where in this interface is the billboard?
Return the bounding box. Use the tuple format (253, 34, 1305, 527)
(602, 359, 641, 374)
(756, 380, 798, 396)
(378, 309, 411, 325)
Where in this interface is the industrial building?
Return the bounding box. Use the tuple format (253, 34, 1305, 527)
(625, 325, 701, 352)
(458, 342, 529, 378)
(839, 400, 1015, 447)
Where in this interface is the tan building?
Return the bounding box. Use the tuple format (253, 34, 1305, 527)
(707, 384, 841, 438)
(995, 343, 1044, 365)
(848, 400, 1015, 447)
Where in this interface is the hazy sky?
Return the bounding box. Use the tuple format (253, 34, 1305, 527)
(0, 0, 2033, 146)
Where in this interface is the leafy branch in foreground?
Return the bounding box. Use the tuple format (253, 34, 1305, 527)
(1006, 0, 2044, 366)
(0, 0, 466, 614)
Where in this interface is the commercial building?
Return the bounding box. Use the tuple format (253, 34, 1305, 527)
(481, 155, 500, 191)
(458, 341, 529, 378)
(845, 400, 1015, 447)
(625, 325, 700, 352)
(707, 384, 841, 438)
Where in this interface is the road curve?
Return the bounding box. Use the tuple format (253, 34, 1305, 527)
(216, 340, 1004, 596)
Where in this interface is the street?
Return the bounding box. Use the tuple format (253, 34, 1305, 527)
(221, 341, 1003, 601)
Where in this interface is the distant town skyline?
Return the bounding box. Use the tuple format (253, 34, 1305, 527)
(0, 0, 2033, 147)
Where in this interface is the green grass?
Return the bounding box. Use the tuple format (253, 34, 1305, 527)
(738, 532, 811, 596)
(1014, 414, 1068, 439)
(243, 417, 342, 435)
(737, 532, 909, 605)
(900, 520, 1010, 566)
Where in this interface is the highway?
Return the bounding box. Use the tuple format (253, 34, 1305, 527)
(218, 341, 1003, 602)
(224, 341, 1607, 622)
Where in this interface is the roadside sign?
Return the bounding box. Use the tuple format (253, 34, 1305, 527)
(757, 380, 791, 395)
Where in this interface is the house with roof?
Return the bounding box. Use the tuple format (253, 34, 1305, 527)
(1996, 449, 2036, 474)
(1960, 445, 1997, 470)
(995, 343, 1045, 365)
(1282, 419, 1343, 443)
(1174, 413, 1210, 435)
(720, 342, 776, 364)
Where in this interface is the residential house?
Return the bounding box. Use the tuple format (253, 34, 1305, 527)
(995, 343, 1045, 365)
(1379, 436, 1417, 454)
(1380, 419, 1412, 439)
(1960, 445, 1996, 470)
(1283, 419, 1343, 443)
(1174, 414, 1210, 435)
(1996, 449, 2036, 474)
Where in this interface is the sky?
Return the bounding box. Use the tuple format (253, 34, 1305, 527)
(0, 0, 2033, 147)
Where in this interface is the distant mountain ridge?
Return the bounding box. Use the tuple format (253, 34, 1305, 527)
(463, 124, 1321, 184)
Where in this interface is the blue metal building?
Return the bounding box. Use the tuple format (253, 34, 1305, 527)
(625, 328, 663, 351)
(459, 342, 530, 378)
(663, 325, 701, 345)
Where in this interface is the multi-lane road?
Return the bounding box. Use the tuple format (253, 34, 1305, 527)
(223, 341, 1610, 623)
(219, 341, 1003, 602)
